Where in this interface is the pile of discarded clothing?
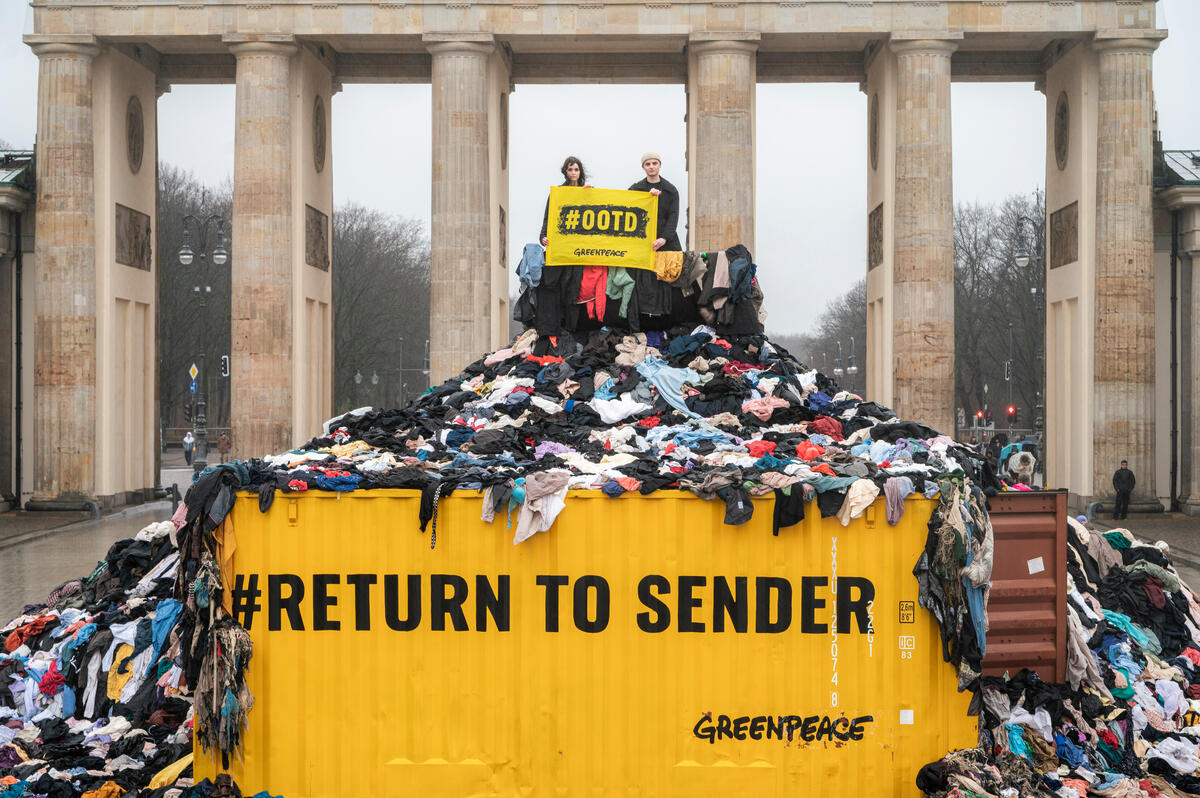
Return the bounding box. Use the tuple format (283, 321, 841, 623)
(0, 521, 269, 798)
(919, 518, 1200, 797)
(174, 248, 1003, 763)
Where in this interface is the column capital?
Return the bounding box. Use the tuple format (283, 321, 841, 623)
(24, 34, 100, 60)
(424, 33, 495, 57)
(688, 31, 759, 55)
(223, 35, 298, 58)
(888, 34, 961, 57)
(1092, 30, 1167, 55)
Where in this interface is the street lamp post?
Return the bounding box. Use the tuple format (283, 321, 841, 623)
(846, 336, 859, 393)
(833, 341, 844, 387)
(1014, 211, 1047, 482)
(178, 212, 229, 472)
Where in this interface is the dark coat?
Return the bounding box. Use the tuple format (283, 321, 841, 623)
(627, 176, 682, 251)
(1113, 467, 1135, 493)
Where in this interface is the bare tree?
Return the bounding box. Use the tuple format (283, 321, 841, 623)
(769, 280, 867, 384)
(954, 192, 1045, 425)
(332, 203, 431, 413)
(156, 165, 233, 438)
(770, 191, 1046, 428)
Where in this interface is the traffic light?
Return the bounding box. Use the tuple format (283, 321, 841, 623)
(975, 410, 984, 421)
(1014, 406, 1022, 425)
(1006, 405, 1016, 423)
(183, 402, 192, 422)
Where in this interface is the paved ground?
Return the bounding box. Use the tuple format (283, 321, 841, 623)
(0, 501, 174, 622)
(0, 451, 193, 622)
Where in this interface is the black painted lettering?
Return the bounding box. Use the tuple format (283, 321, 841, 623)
(783, 716, 802, 741)
(537, 575, 570, 632)
(816, 717, 834, 741)
(346, 574, 376, 631)
(716, 715, 733, 740)
(678, 576, 706, 633)
(800, 716, 819, 742)
(848, 715, 873, 741)
(713, 576, 747, 633)
(268, 574, 305, 631)
(431, 574, 469, 632)
(749, 716, 766, 740)
(574, 575, 610, 633)
(733, 716, 749, 740)
(832, 717, 850, 741)
(800, 576, 829, 634)
(767, 715, 784, 741)
(836, 577, 875, 633)
(693, 714, 715, 743)
(312, 574, 340, 631)
(475, 575, 510, 632)
(755, 577, 792, 633)
(384, 574, 421, 631)
(637, 575, 671, 633)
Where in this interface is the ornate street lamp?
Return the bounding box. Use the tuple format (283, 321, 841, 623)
(846, 336, 859, 392)
(179, 212, 229, 471)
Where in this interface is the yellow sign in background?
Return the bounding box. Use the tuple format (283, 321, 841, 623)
(545, 186, 658, 270)
(196, 491, 976, 797)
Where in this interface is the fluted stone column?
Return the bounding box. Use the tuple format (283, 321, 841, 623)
(890, 38, 957, 435)
(1179, 207, 1200, 516)
(28, 39, 101, 501)
(688, 35, 757, 252)
(427, 36, 493, 382)
(229, 40, 296, 459)
(1092, 36, 1160, 511)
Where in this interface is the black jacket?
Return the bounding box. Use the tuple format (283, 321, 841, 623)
(628, 177, 681, 251)
(1113, 468, 1136, 493)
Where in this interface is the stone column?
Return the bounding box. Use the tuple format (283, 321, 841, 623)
(1092, 36, 1160, 511)
(426, 36, 494, 383)
(889, 38, 957, 436)
(229, 40, 296, 459)
(28, 38, 101, 501)
(1181, 205, 1200, 515)
(688, 34, 757, 252)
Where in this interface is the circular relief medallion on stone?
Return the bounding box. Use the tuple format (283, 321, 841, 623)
(126, 95, 144, 174)
(1054, 91, 1069, 171)
(313, 95, 327, 174)
(869, 93, 879, 172)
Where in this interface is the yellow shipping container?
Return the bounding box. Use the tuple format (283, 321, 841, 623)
(196, 490, 976, 796)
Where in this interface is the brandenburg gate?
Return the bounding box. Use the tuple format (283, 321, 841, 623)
(22, 0, 1166, 513)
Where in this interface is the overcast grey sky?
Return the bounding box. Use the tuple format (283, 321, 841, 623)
(2, 1, 1196, 334)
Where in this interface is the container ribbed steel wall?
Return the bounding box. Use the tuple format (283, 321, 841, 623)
(981, 490, 1068, 682)
(196, 491, 976, 796)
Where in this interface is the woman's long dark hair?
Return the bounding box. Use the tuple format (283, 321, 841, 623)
(560, 156, 587, 187)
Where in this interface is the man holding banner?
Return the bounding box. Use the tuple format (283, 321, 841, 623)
(544, 186, 660, 272)
(627, 151, 682, 252)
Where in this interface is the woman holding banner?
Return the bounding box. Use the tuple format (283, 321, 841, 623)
(627, 152, 681, 252)
(540, 156, 589, 247)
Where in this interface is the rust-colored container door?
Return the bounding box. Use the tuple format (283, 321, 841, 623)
(982, 491, 1068, 682)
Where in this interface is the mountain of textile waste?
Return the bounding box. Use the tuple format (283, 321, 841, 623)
(170, 317, 1003, 763)
(918, 518, 1200, 798)
(0, 520, 274, 798)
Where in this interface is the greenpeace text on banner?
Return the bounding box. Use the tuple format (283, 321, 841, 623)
(545, 186, 658, 271)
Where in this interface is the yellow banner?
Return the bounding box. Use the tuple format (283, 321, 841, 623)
(545, 186, 658, 270)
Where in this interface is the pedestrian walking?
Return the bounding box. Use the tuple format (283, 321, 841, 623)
(218, 432, 231, 464)
(182, 431, 194, 466)
(1113, 460, 1135, 520)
